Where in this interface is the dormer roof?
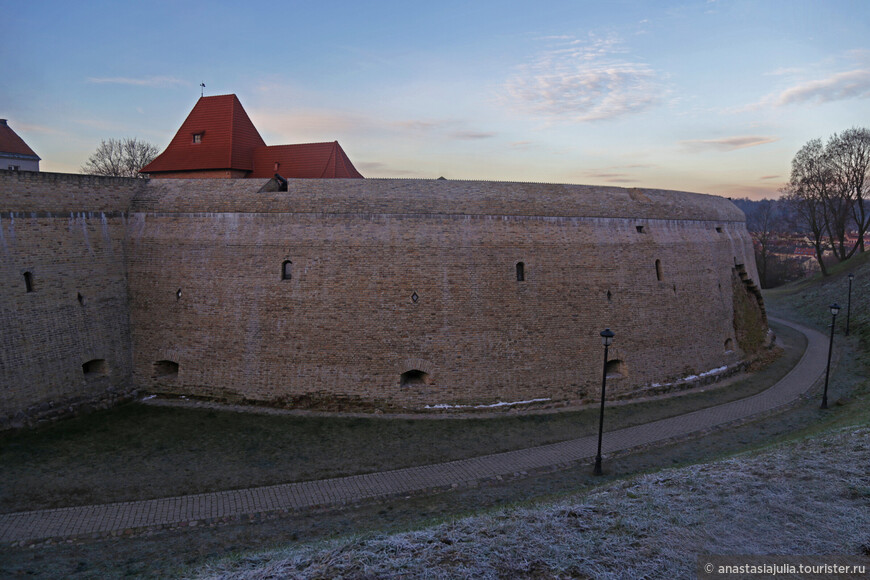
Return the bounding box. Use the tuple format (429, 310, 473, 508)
(141, 94, 363, 179)
(141, 94, 266, 173)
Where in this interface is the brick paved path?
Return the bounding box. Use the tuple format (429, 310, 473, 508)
(0, 317, 829, 544)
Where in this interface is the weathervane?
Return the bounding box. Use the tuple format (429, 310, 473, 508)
(200, 82, 206, 97)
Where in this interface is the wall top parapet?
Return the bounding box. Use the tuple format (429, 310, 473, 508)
(138, 177, 745, 222)
(1, 171, 745, 223)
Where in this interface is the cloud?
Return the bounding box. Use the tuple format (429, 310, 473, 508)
(86, 76, 189, 87)
(759, 175, 780, 181)
(771, 69, 870, 106)
(680, 135, 778, 152)
(744, 69, 870, 110)
(580, 163, 651, 184)
(584, 172, 639, 183)
(505, 35, 661, 122)
(448, 131, 496, 140)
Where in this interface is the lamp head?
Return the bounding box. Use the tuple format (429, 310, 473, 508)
(830, 303, 841, 316)
(600, 328, 615, 347)
(848, 273, 854, 281)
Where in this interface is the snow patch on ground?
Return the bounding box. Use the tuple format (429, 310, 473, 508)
(651, 364, 730, 388)
(425, 398, 551, 410)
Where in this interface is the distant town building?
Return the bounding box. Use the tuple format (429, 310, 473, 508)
(0, 119, 40, 172)
(141, 94, 363, 179)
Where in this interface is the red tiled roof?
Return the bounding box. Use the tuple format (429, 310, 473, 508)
(0, 120, 40, 159)
(141, 95, 266, 173)
(250, 142, 363, 179)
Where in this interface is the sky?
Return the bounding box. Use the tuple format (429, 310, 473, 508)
(3, 0, 870, 199)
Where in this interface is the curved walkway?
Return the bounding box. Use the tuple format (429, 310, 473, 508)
(0, 317, 829, 545)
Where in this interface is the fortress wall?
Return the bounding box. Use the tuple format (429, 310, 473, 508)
(1, 169, 141, 213)
(0, 171, 136, 428)
(128, 178, 758, 410)
(139, 178, 748, 222)
(0, 171, 762, 420)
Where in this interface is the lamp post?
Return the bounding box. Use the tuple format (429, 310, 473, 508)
(846, 273, 854, 336)
(821, 303, 841, 410)
(594, 328, 615, 476)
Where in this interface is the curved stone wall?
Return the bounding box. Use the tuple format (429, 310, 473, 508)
(0, 171, 765, 420)
(126, 178, 763, 411)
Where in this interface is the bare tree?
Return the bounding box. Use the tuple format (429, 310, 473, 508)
(745, 199, 784, 287)
(784, 139, 832, 276)
(828, 127, 870, 253)
(81, 137, 158, 178)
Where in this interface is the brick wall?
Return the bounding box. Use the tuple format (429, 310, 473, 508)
(0, 171, 764, 419)
(0, 170, 136, 428)
(127, 178, 760, 411)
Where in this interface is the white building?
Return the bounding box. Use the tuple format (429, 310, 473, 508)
(0, 119, 40, 172)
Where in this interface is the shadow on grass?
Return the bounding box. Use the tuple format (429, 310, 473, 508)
(0, 323, 804, 514)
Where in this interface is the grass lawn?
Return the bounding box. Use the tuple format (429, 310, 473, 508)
(0, 322, 804, 514)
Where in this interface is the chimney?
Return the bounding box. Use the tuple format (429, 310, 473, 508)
(0, 119, 7, 126)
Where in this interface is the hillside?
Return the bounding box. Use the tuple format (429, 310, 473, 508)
(190, 258, 870, 579)
(192, 426, 869, 579)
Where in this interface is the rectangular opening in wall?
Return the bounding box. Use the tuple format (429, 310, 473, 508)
(636, 225, 645, 233)
(82, 359, 109, 377)
(24, 271, 34, 292)
(716, 226, 723, 233)
(153, 360, 179, 378)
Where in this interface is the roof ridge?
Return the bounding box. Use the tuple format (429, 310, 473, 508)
(321, 142, 338, 178)
(227, 95, 235, 168)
